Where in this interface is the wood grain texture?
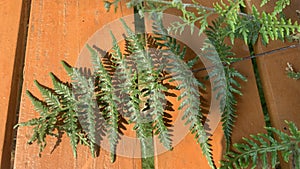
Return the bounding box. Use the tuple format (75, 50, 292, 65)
(12, 0, 299, 168)
(244, 0, 300, 168)
(0, 0, 30, 168)
(154, 1, 266, 168)
(14, 1, 141, 169)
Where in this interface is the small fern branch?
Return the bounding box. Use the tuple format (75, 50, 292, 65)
(149, 85, 172, 150)
(221, 121, 300, 169)
(109, 31, 152, 144)
(204, 17, 247, 151)
(88, 44, 120, 162)
(34, 80, 61, 111)
(70, 69, 98, 157)
(151, 13, 215, 168)
(25, 90, 50, 117)
(286, 62, 300, 80)
(121, 18, 173, 150)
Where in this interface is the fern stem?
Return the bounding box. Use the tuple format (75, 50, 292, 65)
(136, 0, 252, 18)
(140, 127, 155, 169)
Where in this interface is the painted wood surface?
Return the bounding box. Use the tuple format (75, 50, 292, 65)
(244, 0, 300, 168)
(154, 0, 266, 168)
(6, 0, 299, 168)
(0, 1, 30, 168)
(13, 1, 141, 169)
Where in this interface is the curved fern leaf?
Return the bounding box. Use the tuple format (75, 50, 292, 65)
(110, 32, 153, 145)
(70, 69, 98, 157)
(221, 121, 300, 169)
(25, 90, 49, 116)
(34, 80, 61, 110)
(17, 90, 60, 156)
(150, 13, 215, 168)
(204, 18, 247, 152)
(88, 44, 120, 162)
(121, 18, 173, 150)
(251, 5, 300, 45)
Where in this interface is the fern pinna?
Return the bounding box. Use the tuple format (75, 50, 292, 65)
(221, 121, 300, 169)
(15, 63, 95, 158)
(150, 12, 216, 168)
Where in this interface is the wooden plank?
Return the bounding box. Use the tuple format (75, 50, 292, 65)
(14, 1, 141, 169)
(0, 1, 30, 168)
(244, 0, 300, 168)
(154, 1, 266, 168)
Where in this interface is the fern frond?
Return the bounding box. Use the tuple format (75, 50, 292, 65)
(260, 0, 291, 15)
(88, 44, 120, 162)
(62, 110, 80, 158)
(110, 32, 150, 143)
(204, 18, 247, 151)
(61, 60, 74, 75)
(70, 69, 98, 157)
(171, 53, 215, 168)
(104, 0, 121, 12)
(150, 85, 172, 150)
(17, 90, 60, 155)
(49, 72, 73, 103)
(260, 0, 270, 7)
(19, 63, 98, 157)
(213, 0, 245, 39)
(57, 61, 84, 157)
(250, 5, 300, 45)
(220, 121, 300, 169)
(221, 67, 246, 151)
(150, 13, 215, 168)
(121, 19, 173, 150)
(274, 0, 290, 15)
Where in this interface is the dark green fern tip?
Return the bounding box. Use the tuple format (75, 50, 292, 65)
(61, 60, 73, 75)
(104, 0, 120, 13)
(86, 44, 96, 54)
(49, 72, 62, 87)
(104, 1, 112, 12)
(33, 79, 39, 86)
(110, 30, 117, 44)
(120, 18, 134, 36)
(110, 152, 116, 163)
(49, 72, 55, 79)
(26, 89, 34, 98)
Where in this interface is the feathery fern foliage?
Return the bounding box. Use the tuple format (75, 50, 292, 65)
(121, 19, 173, 150)
(17, 13, 216, 167)
(204, 18, 247, 152)
(16, 19, 181, 161)
(124, 0, 299, 45)
(150, 13, 215, 168)
(286, 62, 300, 80)
(16, 0, 300, 168)
(15, 62, 96, 158)
(220, 121, 300, 169)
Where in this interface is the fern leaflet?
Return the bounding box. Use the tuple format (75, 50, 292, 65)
(221, 121, 300, 169)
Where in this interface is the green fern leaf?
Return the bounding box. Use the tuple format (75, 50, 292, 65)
(151, 13, 215, 168)
(25, 90, 49, 116)
(34, 80, 61, 110)
(220, 121, 300, 169)
(122, 19, 173, 150)
(87, 44, 120, 162)
(204, 24, 246, 152)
